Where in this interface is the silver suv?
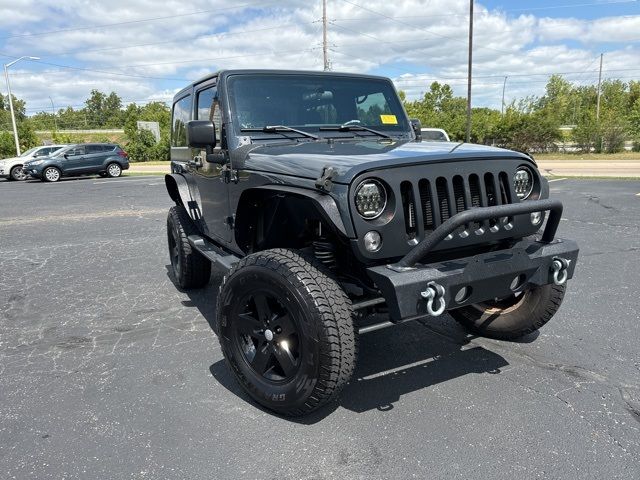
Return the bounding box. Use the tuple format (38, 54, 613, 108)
(0, 145, 68, 181)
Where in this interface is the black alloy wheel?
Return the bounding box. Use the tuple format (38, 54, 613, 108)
(231, 290, 301, 382)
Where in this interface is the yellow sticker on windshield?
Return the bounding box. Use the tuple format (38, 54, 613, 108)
(380, 114, 398, 125)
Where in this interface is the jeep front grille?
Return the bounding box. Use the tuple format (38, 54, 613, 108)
(402, 172, 513, 239)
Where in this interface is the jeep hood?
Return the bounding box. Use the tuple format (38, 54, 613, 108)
(240, 139, 534, 184)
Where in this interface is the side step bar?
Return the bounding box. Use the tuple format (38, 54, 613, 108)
(187, 235, 240, 272)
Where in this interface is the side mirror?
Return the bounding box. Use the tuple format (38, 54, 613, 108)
(186, 120, 216, 149)
(63, 154, 69, 159)
(410, 119, 422, 141)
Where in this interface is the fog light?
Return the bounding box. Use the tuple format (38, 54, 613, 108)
(364, 231, 382, 252)
(531, 211, 542, 225)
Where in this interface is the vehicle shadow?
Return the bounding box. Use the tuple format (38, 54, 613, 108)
(170, 267, 510, 424)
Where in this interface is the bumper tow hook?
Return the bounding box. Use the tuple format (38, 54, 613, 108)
(551, 257, 570, 286)
(420, 282, 446, 316)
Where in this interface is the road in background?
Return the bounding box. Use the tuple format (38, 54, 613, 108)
(125, 159, 640, 178)
(1, 177, 639, 479)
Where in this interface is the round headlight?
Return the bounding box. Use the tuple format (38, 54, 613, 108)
(514, 166, 534, 200)
(354, 179, 387, 219)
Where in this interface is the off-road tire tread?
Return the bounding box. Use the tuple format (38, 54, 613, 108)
(217, 248, 356, 416)
(450, 283, 566, 340)
(167, 205, 211, 289)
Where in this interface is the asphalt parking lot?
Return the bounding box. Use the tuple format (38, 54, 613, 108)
(1, 176, 639, 479)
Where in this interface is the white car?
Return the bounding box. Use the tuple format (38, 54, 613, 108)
(0, 145, 69, 181)
(421, 128, 451, 142)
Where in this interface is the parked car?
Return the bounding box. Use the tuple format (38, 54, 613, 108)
(164, 69, 579, 416)
(23, 143, 129, 182)
(421, 127, 451, 141)
(0, 145, 69, 181)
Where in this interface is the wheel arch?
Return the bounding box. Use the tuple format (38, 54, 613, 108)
(234, 186, 351, 254)
(164, 173, 204, 223)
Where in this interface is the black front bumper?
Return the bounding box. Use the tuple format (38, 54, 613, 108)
(366, 199, 579, 322)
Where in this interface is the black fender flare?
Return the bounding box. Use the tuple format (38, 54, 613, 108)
(234, 185, 351, 253)
(164, 173, 204, 223)
(250, 185, 348, 237)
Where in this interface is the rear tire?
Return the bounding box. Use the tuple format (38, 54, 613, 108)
(42, 166, 61, 182)
(216, 248, 356, 416)
(106, 162, 122, 178)
(166, 205, 211, 289)
(10, 165, 27, 181)
(449, 283, 566, 340)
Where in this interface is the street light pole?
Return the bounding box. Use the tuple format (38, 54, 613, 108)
(3, 56, 40, 156)
(48, 96, 57, 131)
(501, 75, 508, 116)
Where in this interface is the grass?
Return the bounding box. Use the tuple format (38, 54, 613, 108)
(535, 151, 640, 161)
(544, 174, 640, 180)
(128, 160, 170, 165)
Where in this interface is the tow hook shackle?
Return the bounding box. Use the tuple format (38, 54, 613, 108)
(551, 257, 570, 286)
(420, 282, 446, 316)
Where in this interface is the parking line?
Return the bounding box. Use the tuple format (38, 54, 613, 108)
(548, 178, 566, 183)
(93, 177, 163, 184)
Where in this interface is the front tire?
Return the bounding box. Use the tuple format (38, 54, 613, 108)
(42, 166, 61, 182)
(106, 162, 122, 178)
(10, 165, 27, 181)
(216, 249, 356, 416)
(449, 283, 566, 340)
(166, 205, 211, 289)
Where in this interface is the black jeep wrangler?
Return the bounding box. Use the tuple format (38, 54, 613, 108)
(165, 70, 579, 416)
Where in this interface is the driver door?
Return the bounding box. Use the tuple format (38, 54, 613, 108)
(190, 80, 231, 243)
(62, 145, 86, 174)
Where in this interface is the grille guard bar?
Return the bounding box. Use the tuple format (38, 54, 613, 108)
(395, 199, 563, 268)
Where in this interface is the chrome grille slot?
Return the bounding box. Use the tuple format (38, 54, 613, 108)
(401, 181, 417, 240)
(418, 179, 434, 231)
(436, 177, 450, 223)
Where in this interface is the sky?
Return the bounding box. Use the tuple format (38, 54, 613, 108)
(0, 0, 639, 120)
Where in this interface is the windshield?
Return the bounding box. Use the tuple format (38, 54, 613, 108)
(20, 147, 40, 157)
(422, 130, 447, 141)
(227, 74, 410, 138)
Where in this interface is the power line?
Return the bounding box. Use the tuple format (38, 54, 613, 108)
(29, 21, 318, 59)
(332, 0, 637, 20)
(0, 1, 274, 40)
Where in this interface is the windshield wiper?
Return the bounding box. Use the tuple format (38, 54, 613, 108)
(241, 125, 318, 140)
(319, 124, 392, 139)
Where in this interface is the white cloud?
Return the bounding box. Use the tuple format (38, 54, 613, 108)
(0, 0, 638, 117)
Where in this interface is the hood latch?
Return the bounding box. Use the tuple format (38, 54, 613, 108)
(315, 166, 337, 192)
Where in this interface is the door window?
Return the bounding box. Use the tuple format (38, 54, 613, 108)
(197, 85, 221, 146)
(67, 146, 85, 156)
(172, 95, 192, 147)
(85, 145, 103, 154)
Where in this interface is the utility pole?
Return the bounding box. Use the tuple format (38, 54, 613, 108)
(465, 0, 473, 142)
(501, 76, 508, 116)
(596, 53, 603, 120)
(322, 0, 330, 71)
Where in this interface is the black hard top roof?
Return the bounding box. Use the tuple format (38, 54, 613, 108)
(173, 69, 394, 102)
